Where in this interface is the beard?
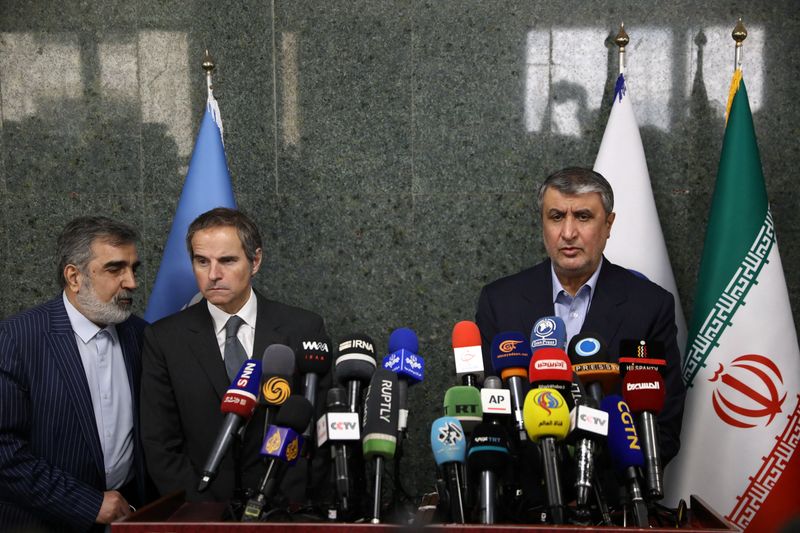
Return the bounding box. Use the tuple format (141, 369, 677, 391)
(76, 279, 133, 325)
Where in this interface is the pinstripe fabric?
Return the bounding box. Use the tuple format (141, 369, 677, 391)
(0, 297, 146, 532)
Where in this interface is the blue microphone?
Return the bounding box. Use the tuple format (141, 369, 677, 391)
(431, 416, 467, 523)
(383, 327, 424, 436)
(490, 331, 531, 440)
(530, 316, 567, 353)
(601, 394, 649, 527)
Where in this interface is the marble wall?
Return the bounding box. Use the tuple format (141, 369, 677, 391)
(1, 0, 798, 503)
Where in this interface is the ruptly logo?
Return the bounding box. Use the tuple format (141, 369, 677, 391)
(575, 338, 601, 357)
(499, 339, 523, 352)
(533, 389, 563, 415)
(437, 421, 464, 446)
(533, 318, 556, 338)
(709, 354, 786, 429)
(262, 377, 290, 405)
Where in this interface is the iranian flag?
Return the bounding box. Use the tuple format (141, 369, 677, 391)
(594, 73, 688, 355)
(664, 70, 800, 532)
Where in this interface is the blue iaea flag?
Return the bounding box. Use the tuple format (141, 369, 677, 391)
(144, 98, 236, 323)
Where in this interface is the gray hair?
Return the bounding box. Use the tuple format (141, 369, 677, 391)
(536, 167, 614, 215)
(186, 208, 262, 265)
(56, 217, 140, 288)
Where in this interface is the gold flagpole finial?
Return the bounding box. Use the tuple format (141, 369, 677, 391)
(732, 18, 747, 70)
(614, 22, 630, 74)
(202, 49, 215, 97)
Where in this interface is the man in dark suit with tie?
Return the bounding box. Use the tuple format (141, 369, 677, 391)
(0, 217, 148, 532)
(140, 208, 328, 505)
(476, 167, 685, 463)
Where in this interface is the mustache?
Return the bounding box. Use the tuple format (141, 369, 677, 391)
(114, 290, 134, 306)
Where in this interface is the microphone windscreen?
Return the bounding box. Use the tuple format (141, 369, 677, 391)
(622, 369, 666, 414)
(221, 359, 262, 417)
(388, 327, 419, 354)
(262, 343, 296, 375)
(335, 334, 377, 383)
(275, 395, 314, 432)
(522, 388, 570, 441)
(467, 422, 510, 472)
(326, 386, 348, 413)
(483, 376, 502, 390)
(296, 336, 332, 374)
(452, 321, 482, 348)
(530, 316, 567, 353)
(362, 368, 399, 458)
(490, 331, 532, 378)
(567, 332, 608, 365)
(430, 416, 467, 465)
(529, 348, 573, 384)
(601, 394, 644, 471)
(443, 385, 482, 432)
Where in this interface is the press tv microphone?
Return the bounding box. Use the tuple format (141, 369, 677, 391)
(468, 421, 510, 524)
(198, 359, 262, 492)
(568, 333, 618, 405)
(490, 331, 532, 441)
(452, 321, 485, 387)
(530, 316, 567, 353)
(523, 388, 570, 524)
(383, 328, 424, 435)
(569, 396, 609, 507)
(528, 347, 575, 411)
(242, 395, 314, 521)
(316, 387, 359, 516)
(362, 368, 399, 523)
(623, 368, 666, 500)
(336, 334, 377, 414)
(443, 385, 483, 433)
(601, 394, 649, 528)
(431, 417, 467, 523)
(260, 344, 295, 431)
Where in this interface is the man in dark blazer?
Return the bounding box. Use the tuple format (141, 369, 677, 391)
(141, 208, 328, 505)
(0, 217, 148, 532)
(476, 167, 685, 463)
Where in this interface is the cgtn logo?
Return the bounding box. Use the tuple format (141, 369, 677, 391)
(534, 359, 568, 371)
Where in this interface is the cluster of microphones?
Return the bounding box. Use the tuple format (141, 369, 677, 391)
(194, 329, 424, 523)
(194, 317, 670, 526)
(432, 318, 672, 526)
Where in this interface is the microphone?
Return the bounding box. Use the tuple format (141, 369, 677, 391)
(259, 344, 296, 433)
(619, 338, 667, 375)
(467, 421, 510, 524)
(316, 387, 360, 517)
(335, 334, 377, 414)
(522, 388, 570, 524)
(601, 394, 649, 528)
(569, 396, 609, 507)
(568, 332, 618, 405)
(297, 336, 332, 414)
(242, 395, 314, 521)
(383, 327, 424, 436)
(480, 375, 511, 420)
(362, 367, 399, 523)
(530, 316, 567, 353)
(623, 368, 666, 500)
(452, 321, 485, 387)
(528, 347, 575, 411)
(430, 416, 467, 523)
(490, 331, 532, 441)
(443, 385, 483, 433)
(198, 359, 262, 492)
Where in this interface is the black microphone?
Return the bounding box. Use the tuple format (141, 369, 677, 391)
(335, 334, 377, 414)
(197, 359, 262, 492)
(241, 395, 314, 521)
(467, 421, 510, 524)
(361, 367, 399, 523)
(317, 387, 360, 518)
(296, 336, 332, 440)
(259, 344, 296, 434)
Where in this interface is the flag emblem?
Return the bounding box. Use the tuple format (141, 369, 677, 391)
(709, 354, 786, 428)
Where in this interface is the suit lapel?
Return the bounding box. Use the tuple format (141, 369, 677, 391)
(184, 303, 231, 400)
(253, 291, 291, 356)
(519, 260, 556, 333)
(46, 298, 105, 480)
(582, 259, 626, 348)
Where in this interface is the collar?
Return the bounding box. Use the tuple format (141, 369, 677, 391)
(207, 287, 258, 335)
(62, 291, 118, 345)
(551, 257, 603, 302)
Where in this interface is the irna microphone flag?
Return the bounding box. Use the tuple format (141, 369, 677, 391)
(144, 95, 236, 323)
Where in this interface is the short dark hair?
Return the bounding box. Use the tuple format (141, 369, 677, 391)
(536, 167, 614, 214)
(56, 216, 139, 288)
(186, 208, 262, 264)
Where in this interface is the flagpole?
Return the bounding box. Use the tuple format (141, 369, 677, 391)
(732, 18, 747, 71)
(615, 22, 629, 75)
(202, 49, 215, 100)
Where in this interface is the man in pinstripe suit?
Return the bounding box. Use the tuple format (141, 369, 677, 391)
(0, 217, 148, 532)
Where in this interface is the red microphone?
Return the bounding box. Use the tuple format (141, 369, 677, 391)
(452, 321, 485, 386)
(623, 368, 665, 500)
(529, 348, 574, 410)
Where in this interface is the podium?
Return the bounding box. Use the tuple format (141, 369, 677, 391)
(114, 492, 736, 532)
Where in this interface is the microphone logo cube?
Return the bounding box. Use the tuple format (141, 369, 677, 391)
(453, 345, 483, 373)
(382, 349, 424, 383)
(262, 376, 291, 405)
(570, 405, 609, 436)
(261, 425, 304, 465)
(481, 388, 511, 414)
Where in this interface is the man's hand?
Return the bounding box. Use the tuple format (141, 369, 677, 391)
(95, 490, 132, 524)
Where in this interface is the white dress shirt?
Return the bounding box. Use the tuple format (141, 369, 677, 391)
(207, 288, 258, 361)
